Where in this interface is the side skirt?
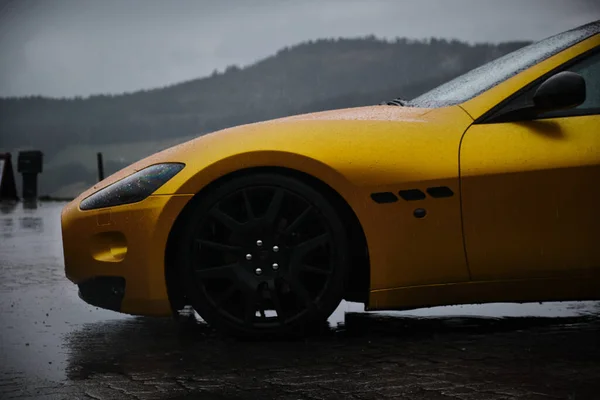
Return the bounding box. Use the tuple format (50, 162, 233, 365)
(368, 276, 600, 311)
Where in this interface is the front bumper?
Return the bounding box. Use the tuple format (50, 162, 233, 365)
(78, 276, 126, 312)
(61, 194, 193, 316)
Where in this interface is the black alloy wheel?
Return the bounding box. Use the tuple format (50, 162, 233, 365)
(175, 173, 349, 337)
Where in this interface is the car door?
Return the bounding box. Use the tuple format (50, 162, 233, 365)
(459, 48, 600, 281)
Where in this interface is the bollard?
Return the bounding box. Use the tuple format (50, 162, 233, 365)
(17, 151, 43, 200)
(0, 153, 18, 201)
(97, 152, 105, 182)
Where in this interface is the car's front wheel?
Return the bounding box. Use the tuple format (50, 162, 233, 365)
(175, 172, 349, 337)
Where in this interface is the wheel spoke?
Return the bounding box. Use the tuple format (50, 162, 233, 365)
(269, 281, 285, 320)
(293, 233, 330, 258)
(283, 205, 312, 235)
(243, 291, 258, 326)
(242, 189, 255, 220)
(210, 207, 243, 232)
(195, 262, 238, 280)
(196, 239, 241, 255)
(288, 279, 314, 308)
(263, 188, 285, 224)
(214, 284, 238, 307)
(301, 263, 331, 275)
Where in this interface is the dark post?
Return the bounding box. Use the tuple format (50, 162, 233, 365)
(0, 153, 18, 201)
(97, 152, 105, 182)
(17, 151, 43, 200)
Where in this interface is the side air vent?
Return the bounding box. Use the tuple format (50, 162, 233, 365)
(370, 192, 398, 204)
(426, 186, 454, 198)
(398, 189, 426, 201)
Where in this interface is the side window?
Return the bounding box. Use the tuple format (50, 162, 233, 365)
(565, 50, 600, 110)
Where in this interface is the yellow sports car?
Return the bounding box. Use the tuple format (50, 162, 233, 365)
(62, 21, 600, 336)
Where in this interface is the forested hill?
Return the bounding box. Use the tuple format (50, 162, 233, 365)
(0, 36, 530, 196)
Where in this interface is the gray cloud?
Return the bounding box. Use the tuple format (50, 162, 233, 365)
(0, 0, 598, 98)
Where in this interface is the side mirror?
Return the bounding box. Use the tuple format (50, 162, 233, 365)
(533, 71, 586, 112)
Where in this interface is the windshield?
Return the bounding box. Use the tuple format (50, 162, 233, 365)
(408, 20, 600, 108)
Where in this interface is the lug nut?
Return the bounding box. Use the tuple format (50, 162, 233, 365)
(272, 263, 279, 270)
(255, 268, 262, 275)
(272, 245, 279, 253)
(256, 240, 263, 246)
(246, 254, 253, 260)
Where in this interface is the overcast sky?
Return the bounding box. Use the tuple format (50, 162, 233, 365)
(0, 0, 599, 98)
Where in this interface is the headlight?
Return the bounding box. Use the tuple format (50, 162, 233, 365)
(79, 163, 185, 210)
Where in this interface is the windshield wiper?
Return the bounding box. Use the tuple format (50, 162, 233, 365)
(380, 98, 408, 106)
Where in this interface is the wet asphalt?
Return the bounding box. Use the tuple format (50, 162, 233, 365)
(0, 201, 599, 400)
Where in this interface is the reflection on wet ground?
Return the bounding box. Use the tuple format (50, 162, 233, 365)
(1, 201, 599, 399)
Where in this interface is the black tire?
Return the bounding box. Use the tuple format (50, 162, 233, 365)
(174, 173, 349, 337)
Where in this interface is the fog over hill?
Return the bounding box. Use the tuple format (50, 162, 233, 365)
(0, 36, 530, 197)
